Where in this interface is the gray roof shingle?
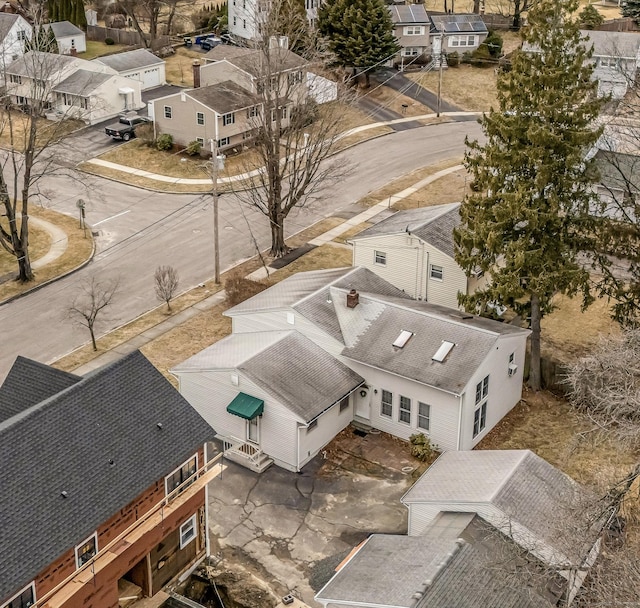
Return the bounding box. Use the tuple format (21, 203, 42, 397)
(6, 50, 77, 76)
(0, 13, 19, 42)
(0, 357, 80, 424)
(48, 20, 84, 38)
(580, 29, 640, 59)
(94, 48, 164, 72)
(53, 69, 112, 94)
(173, 331, 364, 422)
(350, 202, 461, 259)
(187, 80, 255, 113)
(203, 45, 306, 77)
(0, 350, 216, 601)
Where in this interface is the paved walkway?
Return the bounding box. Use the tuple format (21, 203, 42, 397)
(71, 163, 464, 376)
(84, 112, 479, 186)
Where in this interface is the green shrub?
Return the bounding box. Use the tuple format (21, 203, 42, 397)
(579, 3, 604, 29)
(185, 140, 202, 156)
(409, 433, 438, 462)
(446, 51, 460, 67)
(104, 37, 115, 45)
(155, 133, 173, 151)
(483, 31, 504, 57)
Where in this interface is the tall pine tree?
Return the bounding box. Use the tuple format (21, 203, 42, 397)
(454, 0, 605, 391)
(317, 0, 399, 86)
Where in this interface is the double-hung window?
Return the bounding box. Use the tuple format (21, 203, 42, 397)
(381, 389, 393, 418)
(222, 112, 234, 126)
(399, 396, 411, 424)
(430, 264, 443, 280)
(179, 515, 197, 548)
(473, 375, 489, 437)
(374, 250, 386, 265)
(165, 454, 197, 495)
(404, 25, 424, 35)
(164, 105, 172, 119)
(196, 112, 205, 125)
(418, 402, 430, 431)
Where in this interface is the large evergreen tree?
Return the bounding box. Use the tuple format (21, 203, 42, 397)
(317, 0, 399, 86)
(454, 0, 605, 391)
(622, 0, 640, 25)
(48, 0, 87, 29)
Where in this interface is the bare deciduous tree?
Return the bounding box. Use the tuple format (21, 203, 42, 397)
(68, 276, 119, 351)
(154, 265, 179, 311)
(229, 0, 352, 257)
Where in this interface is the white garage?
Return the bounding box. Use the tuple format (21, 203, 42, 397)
(93, 48, 166, 91)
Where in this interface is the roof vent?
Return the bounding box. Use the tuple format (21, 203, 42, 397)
(61, 491, 68, 498)
(108, 459, 115, 466)
(393, 330, 414, 348)
(432, 341, 455, 362)
(157, 423, 163, 430)
(449, 311, 473, 320)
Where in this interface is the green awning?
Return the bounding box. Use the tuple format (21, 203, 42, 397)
(226, 392, 264, 420)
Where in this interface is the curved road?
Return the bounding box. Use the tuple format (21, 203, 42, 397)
(0, 120, 483, 380)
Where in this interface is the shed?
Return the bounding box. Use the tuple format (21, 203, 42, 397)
(48, 20, 86, 54)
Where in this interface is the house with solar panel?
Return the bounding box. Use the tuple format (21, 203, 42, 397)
(172, 267, 529, 473)
(387, 4, 432, 66)
(0, 351, 221, 608)
(430, 12, 488, 62)
(349, 203, 489, 310)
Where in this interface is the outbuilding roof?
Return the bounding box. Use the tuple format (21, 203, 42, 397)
(94, 48, 165, 72)
(0, 350, 216, 601)
(350, 202, 461, 259)
(173, 331, 364, 423)
(48, 20, 84, 38)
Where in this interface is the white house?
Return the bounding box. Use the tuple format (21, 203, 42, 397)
(228, 0, 266, 42)
(93, 48, 166, 90)
(0, 13, 31, 69)
(315, 450, 601, 608)
(350, 203, 488, 309)
(5, 51, 143, 124)
(48, 20, 86, 54)
(172, 267, 529, 472)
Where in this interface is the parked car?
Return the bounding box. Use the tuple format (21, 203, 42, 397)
(105, 114, 151, 141)
(201, 36, 222, 51)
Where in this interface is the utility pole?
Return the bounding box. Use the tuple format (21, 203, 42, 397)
(209, 137, 225, 284)
(437, 28, 444, 117)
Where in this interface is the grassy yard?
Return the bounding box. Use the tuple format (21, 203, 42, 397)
(360, 84, 433, 118)
(78, 40, 129, 60)
(0, 112, 84, 150)
(0, 206, 94, 302)
(0, 219, 50, 276)
(164, 47, 206, 87)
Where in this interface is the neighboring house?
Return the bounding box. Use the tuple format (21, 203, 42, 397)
(315, 450, 601, 608)
(430, 13, 488, 59)
(581, 29, 640, 99)
(152, 44, 307, 150)
(349, 203, 487, 309)
(172, 267, 529, 472)
(93, 48, 166, 90)
(228, 0, 268, 42)
(0, 351, 221, 608)
(5, 50, 143, 124)
(0, 12, 31, 68)
(593, 148, 640, 219)
(388, 4, 431, 66)
(47, 20, 86, 54)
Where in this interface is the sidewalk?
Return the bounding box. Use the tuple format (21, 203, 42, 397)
(71, 163, 464, 375)
(83, 113, 479, 187)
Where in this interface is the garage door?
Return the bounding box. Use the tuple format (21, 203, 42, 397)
(143, 67, 161, 90)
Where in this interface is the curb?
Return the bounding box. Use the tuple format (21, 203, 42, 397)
(0, 236, 96, 307)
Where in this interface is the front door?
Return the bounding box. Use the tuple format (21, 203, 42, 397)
(247, 417, 259, 444)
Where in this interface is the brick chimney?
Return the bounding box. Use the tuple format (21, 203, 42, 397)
(70, 42, 77, 57)
(346, 289, 359, 309)
(192, 60, 201, 88)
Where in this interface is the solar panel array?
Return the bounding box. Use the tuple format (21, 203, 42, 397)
(431, 14, 488, 33)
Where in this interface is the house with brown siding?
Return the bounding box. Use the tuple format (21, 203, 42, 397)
(0, 350, 220, 608)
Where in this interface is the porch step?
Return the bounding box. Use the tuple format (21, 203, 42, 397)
(351, 419, 373, 433)
(224, 449, 274, 473)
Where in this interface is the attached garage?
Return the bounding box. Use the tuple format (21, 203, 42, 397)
(93, 48, 166, 91)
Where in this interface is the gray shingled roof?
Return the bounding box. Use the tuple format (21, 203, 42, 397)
(0, 13, 19, 42)
(0, 350, 216, 601)
(173, 331, 364, 423)
(350, 202, 461, 259)
(188, 80, 255, 113)
(316, 526, 555, 608)
(430, 13, 488, 33)
(0, 357, 80, 424)
(6, 50, 77, 76)
(580, 29, 640, 59)
(94, 48, 164, 72)
(388, 4, 429, 24)
(338, 291, 526, 394)
(48, 20, 84, 38)
(402, 450, 592, 561)
(203, 44, 306, 77)
(53, 68, 112, 94)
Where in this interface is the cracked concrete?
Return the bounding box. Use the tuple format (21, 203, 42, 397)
(207, 428, 415, 606)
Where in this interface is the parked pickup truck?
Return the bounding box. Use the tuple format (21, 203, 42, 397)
(105, 114, 150, 141)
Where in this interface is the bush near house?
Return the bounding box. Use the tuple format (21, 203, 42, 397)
(155, 133, 173, 151)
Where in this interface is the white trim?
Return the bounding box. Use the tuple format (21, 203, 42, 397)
(204, 443, 211, 558)
(179, 514, 197, 549)
(74, 531, 98, 569)
(1, 581, 36, 608)
(164, 453, 199, 496)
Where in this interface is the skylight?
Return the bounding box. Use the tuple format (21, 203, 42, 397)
(393, 330, 414, 348)
(432, 341, 455, 362)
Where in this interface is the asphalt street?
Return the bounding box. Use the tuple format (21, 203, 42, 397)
(0, 120, 483, 380)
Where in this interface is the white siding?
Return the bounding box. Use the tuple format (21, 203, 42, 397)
(345, 360, 462, 451)
(200, 61, 254, 91)
(460, 333, 527, 450)
(0, 16, 31, 69)
(352, 234, 468, 309)
(406, 502, 501, 536)
(57, 33, 86, 54)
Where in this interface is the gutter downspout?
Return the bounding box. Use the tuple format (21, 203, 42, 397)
(204, 441, 211, 557)
(456, 392, 465, 451)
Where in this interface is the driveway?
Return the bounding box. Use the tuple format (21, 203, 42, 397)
(207, 428, 418, 606)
